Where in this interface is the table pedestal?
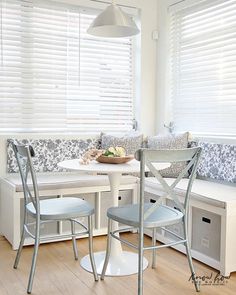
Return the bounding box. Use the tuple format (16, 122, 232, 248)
(80, 172, 148, 276)
(80, 250, 149, 276)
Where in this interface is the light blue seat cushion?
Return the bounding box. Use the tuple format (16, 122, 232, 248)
(26, 197, 94, 220)
(107, 203, 183, 228)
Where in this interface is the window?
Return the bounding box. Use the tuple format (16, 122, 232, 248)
(169, 0, 236, 137)
(0, 0, 136, 133)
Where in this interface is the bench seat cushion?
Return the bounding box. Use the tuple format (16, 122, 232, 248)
(5, 174, 137, 192)
(145, 177, 236, 208)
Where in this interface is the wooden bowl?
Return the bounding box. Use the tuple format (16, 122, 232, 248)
(96, 155, 134, 164)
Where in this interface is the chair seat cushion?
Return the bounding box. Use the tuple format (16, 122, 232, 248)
(26, 197, 94, 220)
(107, 203, 183, 228)
(5, 173, 137, 192)
(145, 177, 236, 208)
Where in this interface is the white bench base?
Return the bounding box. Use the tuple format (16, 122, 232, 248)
(144, 177, 236, 277)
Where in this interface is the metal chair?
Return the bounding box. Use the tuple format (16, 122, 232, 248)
(101, 147, 202, 295)
(11, 142, 98, 294)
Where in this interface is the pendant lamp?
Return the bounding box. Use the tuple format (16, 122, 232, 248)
(87, 1, 140, 38)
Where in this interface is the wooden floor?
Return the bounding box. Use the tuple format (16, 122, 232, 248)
(0, 233, 235, 295)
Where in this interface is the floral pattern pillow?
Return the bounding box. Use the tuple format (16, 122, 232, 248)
(190, 141, 236, 183)
(7, 138, 99, 173)
(147, 132, 189, 178)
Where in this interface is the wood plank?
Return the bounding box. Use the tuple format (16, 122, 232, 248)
(0, 234, 235, 295)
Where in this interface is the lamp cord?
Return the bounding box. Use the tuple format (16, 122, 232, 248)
(89, 0, 137, 10)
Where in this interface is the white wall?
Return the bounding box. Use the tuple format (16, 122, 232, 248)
(155, 0, 172, 134)
(135, 0, 158, 136)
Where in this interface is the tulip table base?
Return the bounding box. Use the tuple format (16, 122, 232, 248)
(80, 251, 149, 276)
(58, 160, 169, 277)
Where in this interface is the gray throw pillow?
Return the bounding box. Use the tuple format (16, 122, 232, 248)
(101, 133, 143, 155)
(147, 132, 189, 178)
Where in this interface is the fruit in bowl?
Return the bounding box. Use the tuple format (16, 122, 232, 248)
(103, 146, 126, 157)
(97, 146, 134, 164)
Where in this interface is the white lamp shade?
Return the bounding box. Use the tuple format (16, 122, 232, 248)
(87, 4, 140, 38)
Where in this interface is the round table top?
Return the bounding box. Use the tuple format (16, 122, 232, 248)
(58, 159, 170, 174)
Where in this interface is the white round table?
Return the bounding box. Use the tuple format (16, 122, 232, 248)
(58, 159, 170, 276)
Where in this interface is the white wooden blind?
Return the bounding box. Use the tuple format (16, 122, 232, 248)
(0, 0, 135, 133)
(169, 0, 236, 137)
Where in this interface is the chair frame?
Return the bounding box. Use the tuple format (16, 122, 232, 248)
(101, 147, 202, 295)
(11, 142, 98, 294)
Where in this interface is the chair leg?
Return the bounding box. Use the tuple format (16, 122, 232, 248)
(70, 220, 78, 260)
(185, 241, 200, 292)
(88, 215, 98, 281)
(151, 228, 157, 269)
(13, 225, 26, 269)
(184, 218, 200, 292)
(138, 227, 144, 295)
(27, 221, 40, 294)
(101, 218, 112, 280)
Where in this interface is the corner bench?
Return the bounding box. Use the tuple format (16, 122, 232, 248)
(1, 136, 235, 277)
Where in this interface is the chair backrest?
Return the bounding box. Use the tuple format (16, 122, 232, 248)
(135, 147, 202, 221)
(11, 141, 40, 216)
